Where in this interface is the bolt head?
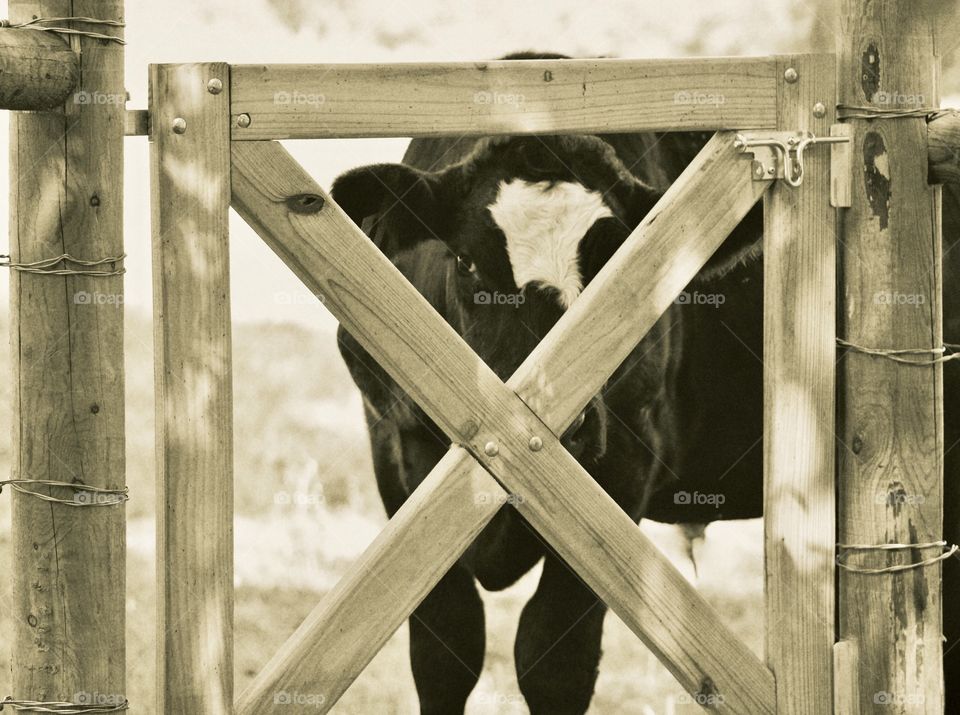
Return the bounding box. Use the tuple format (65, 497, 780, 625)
(528, 436, 543, 452)
(236, 113, 252, 128)
(207, 78, 224, 95)
(483, 441, 499, 457)
(172, 117, 187, 134)
(784, 67, 799, 83)
(812, 101, 827, 118)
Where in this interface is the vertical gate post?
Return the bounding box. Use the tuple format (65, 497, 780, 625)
(149, 62, 234, 714)
(9, 1, 126, 712)
(763, 54, 837, 714)
(838, 1, 944, 712)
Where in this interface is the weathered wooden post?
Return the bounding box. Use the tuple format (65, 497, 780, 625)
(763, 52, 837, 715)
(838, 1, 943, 711)
(150, 62, 234, 714)
(8, 2, 126, 712)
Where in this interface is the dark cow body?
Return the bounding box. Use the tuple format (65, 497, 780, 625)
(333, 56, 960, 714)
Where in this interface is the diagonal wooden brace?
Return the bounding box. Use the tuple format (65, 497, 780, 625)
(230, 133, 775, 714)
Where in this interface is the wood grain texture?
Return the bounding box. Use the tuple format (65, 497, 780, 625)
(0, 26, 78, 110)
(124, 108, 149, 137)
(838, 2, 944, 712)
(834, 641, 862, 715)
(235, 449, 506, 713)
(229, 57, 779, 139)
(231, 135, 776, 714)
(150, 62, 234, 715)
(763, 53, 837, 714)
(9, 1, 126, 711)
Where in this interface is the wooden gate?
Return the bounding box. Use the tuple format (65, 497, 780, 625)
(149, 52, 838, 714)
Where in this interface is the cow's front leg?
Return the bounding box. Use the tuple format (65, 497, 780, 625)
(515, 554, 607, 715)
(409, 564, 485, 715)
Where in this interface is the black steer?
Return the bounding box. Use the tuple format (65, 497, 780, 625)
(332, 63, 960, 715)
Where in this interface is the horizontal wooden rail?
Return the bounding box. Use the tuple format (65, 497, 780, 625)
(231, 134, 775, 714)
(125, 108, 149, 136)
(928, 110, 960, 184)
(0, 27, 78, 109)
(229, 57, 779, 139)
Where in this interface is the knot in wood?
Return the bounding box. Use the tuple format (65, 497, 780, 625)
(285, 193, 325, 214)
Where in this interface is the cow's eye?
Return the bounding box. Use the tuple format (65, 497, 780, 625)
(456, 254, 476, 276)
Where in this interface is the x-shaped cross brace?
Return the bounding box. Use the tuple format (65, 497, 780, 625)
(230, 133, 775, 714)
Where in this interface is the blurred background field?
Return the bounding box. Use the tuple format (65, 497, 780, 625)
(1, 0, 958, 712)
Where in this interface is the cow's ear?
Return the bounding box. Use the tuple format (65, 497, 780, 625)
(331, 163, 447, 255)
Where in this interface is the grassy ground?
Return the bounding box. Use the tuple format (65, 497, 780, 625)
(1, 514, 762, 714)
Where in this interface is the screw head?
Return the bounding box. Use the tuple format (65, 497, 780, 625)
(236, 113, 252, 128)
(528, 436, 543, 452)
(172, 117, 187, 134)
(812, 101, 827, 118)
(784, 67, 799, 83)
(207, 78, 223, 95)
(483, 441, 499, 457)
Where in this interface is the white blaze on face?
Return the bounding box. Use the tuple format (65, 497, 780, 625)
(488, 179, 613, 308)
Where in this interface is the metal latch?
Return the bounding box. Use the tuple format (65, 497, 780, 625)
(734, 130, 851, 188)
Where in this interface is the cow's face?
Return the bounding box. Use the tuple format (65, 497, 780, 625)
(333, 136, 660, 462)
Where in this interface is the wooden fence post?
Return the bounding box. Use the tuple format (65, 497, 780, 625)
(150, 62, 234, 714)
(763, 53, 837, 714)
(838, 1, 944, 712)
(9, 1, 126, 712)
